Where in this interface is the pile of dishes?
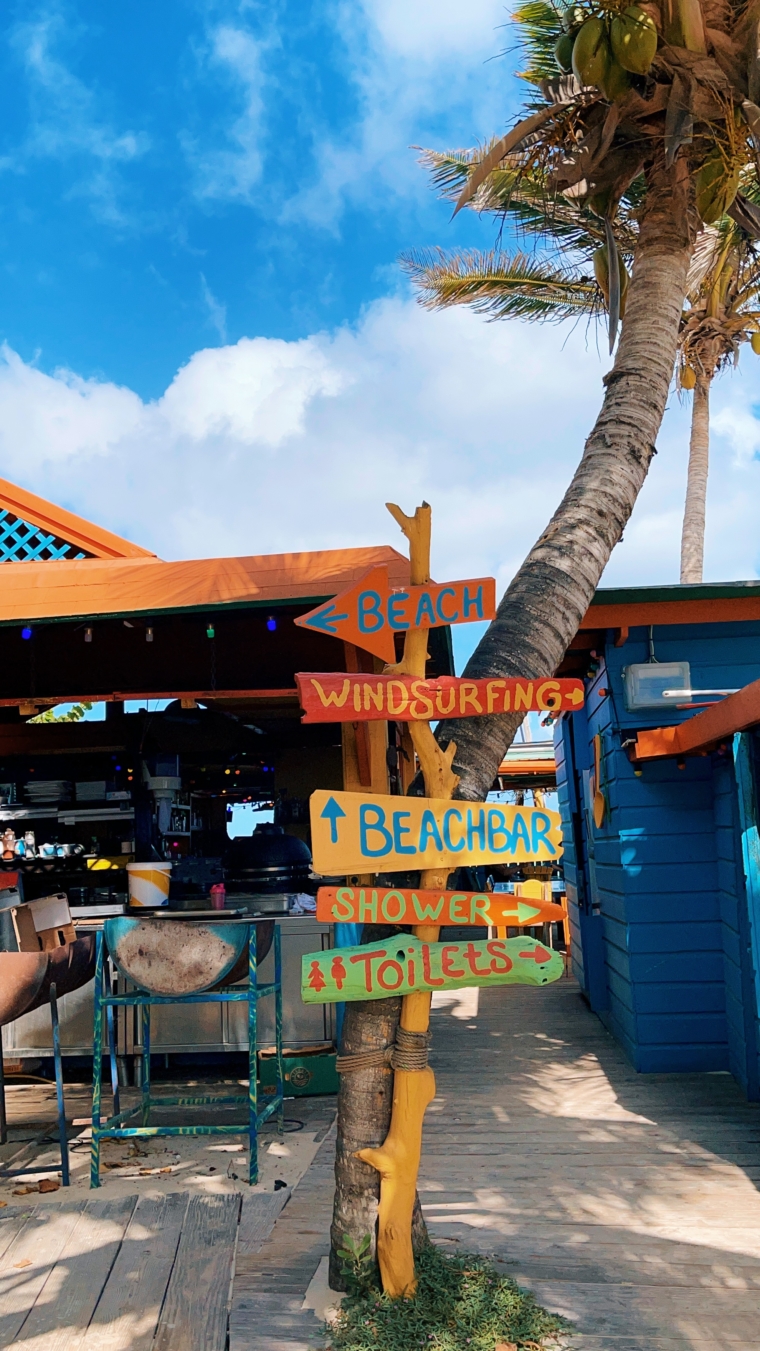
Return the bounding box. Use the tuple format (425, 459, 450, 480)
(24, 780, 71, 805)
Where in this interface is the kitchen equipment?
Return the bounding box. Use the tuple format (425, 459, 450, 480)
(224, 824, 312, 896)
(224, 892, 290, 915)
(75, 781, 107, 802)
(25, 780, 71, 804)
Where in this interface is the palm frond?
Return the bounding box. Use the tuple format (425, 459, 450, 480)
(512, 0, 564, 86)
(686, 227, 724, 298)
(417, 147, 633, 258)
(402, 247, 598, 322)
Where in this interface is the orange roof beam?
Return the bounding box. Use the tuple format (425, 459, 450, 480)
(633, 676, 760, 762)
(0, 478, 156, 560)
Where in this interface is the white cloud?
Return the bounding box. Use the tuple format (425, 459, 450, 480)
(184, 24, 268, 203)
(2, 298, 759, 591)
(10, 13, 150, 225)
(358, 0, 508, 61)
(287, 0, 513, 229)
(200, 273, 228, 343)
(157, 334, 345, 443)
(0, 343, 143, 462)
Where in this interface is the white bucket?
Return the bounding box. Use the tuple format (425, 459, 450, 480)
(127, 861, 171, 908)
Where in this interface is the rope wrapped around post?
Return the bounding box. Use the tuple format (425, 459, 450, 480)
(337, 1027, 430, 1074)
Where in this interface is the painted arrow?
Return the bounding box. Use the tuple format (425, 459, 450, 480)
(294, 566, 496, 663)
(320, 795, 346, 844)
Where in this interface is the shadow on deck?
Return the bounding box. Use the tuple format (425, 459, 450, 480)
(423, 977, 760, 1350)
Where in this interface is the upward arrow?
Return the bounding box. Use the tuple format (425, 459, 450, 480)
(320, 796, 346, 844)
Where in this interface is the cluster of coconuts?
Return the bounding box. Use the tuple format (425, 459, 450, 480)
(682, 333, 760, 387)
(555, 4, 658, 100)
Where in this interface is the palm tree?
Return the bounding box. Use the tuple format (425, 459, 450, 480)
(400, 0, 760, 802)
(677, 207, 760, 580)
(331, 0, 760, 1287)
(404, 162, 760, 587)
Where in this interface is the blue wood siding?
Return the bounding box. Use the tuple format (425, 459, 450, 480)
(556, 617, 760, 1091)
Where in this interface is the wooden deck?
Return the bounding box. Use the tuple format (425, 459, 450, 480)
(422, 978, 760, 1350)
(233, 978, 760, 1350)
(0, 1192, 240, 1350)
(0, 1085, 333, 1350)
(2, 981, 759, 1348)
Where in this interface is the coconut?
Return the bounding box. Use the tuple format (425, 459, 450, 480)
(681, 366, 697, 389)
(601, 57, 631, 101)
(610, 6, 658, 74)
(593, 244, 630, 317)
(572, 18, 611, 90)
(751, 332, 760, 355)
(695, 153, 740, 225)
(562, 4, 587, 32)
(555, 32, 575, 72)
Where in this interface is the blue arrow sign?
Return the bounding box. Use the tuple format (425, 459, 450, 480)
(320, 796, 346, 844)
(300, 601, 350, 636)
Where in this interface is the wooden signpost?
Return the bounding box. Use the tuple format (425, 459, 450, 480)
(297, 500, 568, 1300)
(295, 672, 584, 722)
(316, 884, 566, 928)
(294, 564, 496, 663)
(302, 933, 564, 1003)
(310, 788, 562, 875)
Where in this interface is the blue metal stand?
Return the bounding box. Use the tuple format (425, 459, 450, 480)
(0, 983, 70, 1185)
(90, 923, 284, 1188)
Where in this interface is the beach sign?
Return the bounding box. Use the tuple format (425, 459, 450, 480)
(295, 672, 584, 723)
(302, 932, 564, 1004)
(310, 788, 562, 875)
(294, 566, 496, 663)
(316, 884, 566, 927)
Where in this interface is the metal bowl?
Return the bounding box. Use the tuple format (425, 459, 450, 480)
(105, 917, 249, 996)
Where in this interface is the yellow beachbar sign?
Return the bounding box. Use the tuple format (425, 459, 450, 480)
(309, 789, 563, 875)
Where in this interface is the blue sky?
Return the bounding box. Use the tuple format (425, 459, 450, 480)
(0, 1, 509, 397)
(1, 0, 759, 594)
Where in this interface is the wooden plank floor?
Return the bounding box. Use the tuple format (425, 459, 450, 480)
(0, 1192, 241, 1350)
(423, 978, 760, 1350)
(230, 1124, 336, 1351)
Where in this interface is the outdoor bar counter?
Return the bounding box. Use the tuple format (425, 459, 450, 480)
(0, 475, 454, 1081)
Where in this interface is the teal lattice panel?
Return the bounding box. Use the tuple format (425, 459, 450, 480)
(0, 511, 91, 562)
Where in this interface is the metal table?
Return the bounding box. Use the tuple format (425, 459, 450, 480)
(90, 922, 284, 1187)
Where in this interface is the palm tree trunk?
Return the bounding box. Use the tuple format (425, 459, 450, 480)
(680, 374, 710, 583)
(329, 988, 401, 1290)
(439, 155, 696, 800)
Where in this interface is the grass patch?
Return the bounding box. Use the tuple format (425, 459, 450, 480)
(328, 1243, 570, 1351)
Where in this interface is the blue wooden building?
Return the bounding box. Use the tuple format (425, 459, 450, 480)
(555, 581, 760, 1100)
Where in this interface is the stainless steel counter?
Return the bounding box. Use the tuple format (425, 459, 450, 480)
(1, 916, 334, 1061)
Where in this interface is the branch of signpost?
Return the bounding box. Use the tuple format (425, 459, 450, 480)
(355, 501, 457, 1298)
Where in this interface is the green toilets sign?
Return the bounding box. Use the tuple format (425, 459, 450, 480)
(301, 933, 564, 1004)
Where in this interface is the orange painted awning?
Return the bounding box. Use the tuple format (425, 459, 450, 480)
(578, 581, 760, 633)
(0, 546, 411, 625)
(498, 743, 556, 782)
(633, 676, 760, 761)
